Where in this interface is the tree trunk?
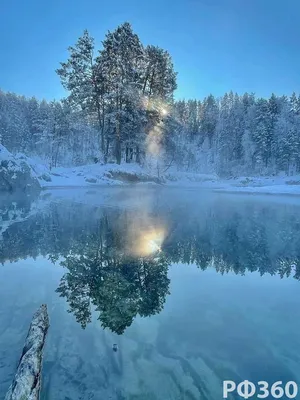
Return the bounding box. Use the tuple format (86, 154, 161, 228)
(5, 304, 49, 400)
(136, 146, 140, 164)
(115, 121, 121, 165)
(105, 136, 110, 163)
(54, 142, 60, 168)
(97, 104, 105, 155)
(149, 68, 156, 97)
(142, 71, 150, 95)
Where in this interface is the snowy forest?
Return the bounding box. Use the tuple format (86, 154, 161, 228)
(1, 22, 300, 177)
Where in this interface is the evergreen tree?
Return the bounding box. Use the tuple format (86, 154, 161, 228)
(100, 22, 145, 164)
(57, 30, 106, 155)
(201, 94, 218, 149)
(1, 21, 300, 177)
(142, 45, 177, 101)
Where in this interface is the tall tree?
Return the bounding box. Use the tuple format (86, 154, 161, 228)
(56, 30, 106, 155)
(99, 22, 145, 164)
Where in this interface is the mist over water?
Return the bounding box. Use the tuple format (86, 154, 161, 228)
(1, 188, 300, 399)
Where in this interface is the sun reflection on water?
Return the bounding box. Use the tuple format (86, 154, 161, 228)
(130, 228, 165, 257)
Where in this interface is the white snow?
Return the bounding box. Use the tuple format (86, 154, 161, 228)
(0, 147, 41, 181)
(39, 162, 155, 188)
(15, 153, 51, 179)
(0, 145, 23, 173)
(163, 170, 300, 195)
(11, 154, 299, 196)
(0, 145, 12, 161)
(209, 175, 300, 196)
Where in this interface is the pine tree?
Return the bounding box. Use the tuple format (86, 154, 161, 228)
(0, 91, 8, 146)
(26, 97, 41, 152)
(201, 94, 218, 149)
(100, 22, 145, 164)
(142, 45, 177, 101)
(252, 98, 273, 172)
(57, 30, 106, 156)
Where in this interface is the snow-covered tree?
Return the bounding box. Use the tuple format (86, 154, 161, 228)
(2, 22, 300, 178)
(57, 30, 106, 155)
(99, 22, 145, 164)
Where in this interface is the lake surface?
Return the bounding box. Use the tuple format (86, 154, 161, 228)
(1, 187, 300, 399)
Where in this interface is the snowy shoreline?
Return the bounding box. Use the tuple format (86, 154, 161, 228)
(37, 163, 300, 196)
(2, 144, 300, 196)
(2, 170, 300, 241)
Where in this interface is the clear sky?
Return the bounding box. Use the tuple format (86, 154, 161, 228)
(1, 0, 299, 101)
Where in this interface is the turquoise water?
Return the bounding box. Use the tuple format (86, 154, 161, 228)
(0, 188, 300, 399)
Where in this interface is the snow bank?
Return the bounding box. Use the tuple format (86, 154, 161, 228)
(7, 149, 300, 196)
(213, 175, 300, 195)
(0, 145, 11, 161)
(0, 145, 41, 193)
(15, 153, 51, 180)
(39, 162, 161, 188)
(165, 171, 219, 186)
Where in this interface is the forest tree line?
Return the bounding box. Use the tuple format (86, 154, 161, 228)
(0, 22, 300, 176)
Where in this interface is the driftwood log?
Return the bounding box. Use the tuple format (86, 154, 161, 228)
(5, 304, 49, 400)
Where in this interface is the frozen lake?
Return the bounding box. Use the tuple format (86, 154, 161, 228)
(1, 187, 300, 399)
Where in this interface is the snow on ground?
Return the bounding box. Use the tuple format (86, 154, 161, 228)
(0, 145, 12, 161)
(165, 171, 220, 187)
(210, 175, 300, 195)
(23, 157, 300, 196)
(166, 171, 300, 195)
(15, 153, 50, 179)
(39, 162, 155, 188)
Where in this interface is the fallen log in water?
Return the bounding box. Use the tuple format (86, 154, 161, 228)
(5, 304, 49, 400)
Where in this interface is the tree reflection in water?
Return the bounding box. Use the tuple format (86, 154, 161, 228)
(55, 219, 170, 334)
(2, 193, 300, 334)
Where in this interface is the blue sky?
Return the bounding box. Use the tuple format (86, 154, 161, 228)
(1, 0, 299, 100)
